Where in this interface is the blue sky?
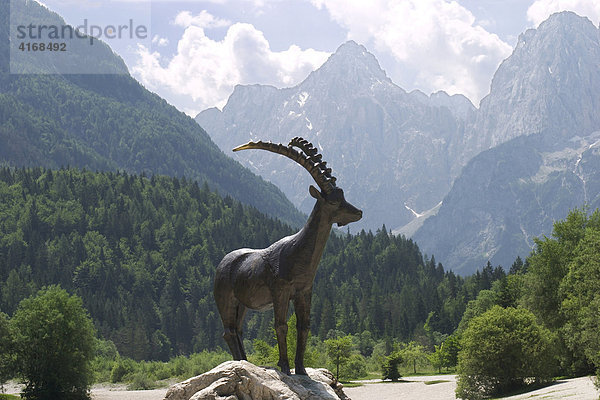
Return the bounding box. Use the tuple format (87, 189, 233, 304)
(34, 0, 600, 115)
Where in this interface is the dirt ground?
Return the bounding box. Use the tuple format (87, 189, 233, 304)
(345, 375, 599, 400)
(90, 385, 168, 400)
(4, 375, 598, 400)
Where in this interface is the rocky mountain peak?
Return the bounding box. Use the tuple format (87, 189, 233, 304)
(505, 11, 599, 85)
(469, 11, 600, 157)
(303, 40, 393, 91)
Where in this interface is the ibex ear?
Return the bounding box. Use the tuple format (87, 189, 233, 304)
(309, 185, 323, 200)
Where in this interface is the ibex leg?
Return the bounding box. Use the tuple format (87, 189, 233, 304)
(273, 292, 291, 375)
(234, 303, 248, 360)
(293, 291, 312, 375)
(216, 295, 247, 360)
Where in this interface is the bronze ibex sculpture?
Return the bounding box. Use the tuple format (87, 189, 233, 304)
(214, 137, 362, 375)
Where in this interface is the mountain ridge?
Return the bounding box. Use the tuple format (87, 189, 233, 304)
(0, 0, 304, 227)
(197, 40, 472, 232)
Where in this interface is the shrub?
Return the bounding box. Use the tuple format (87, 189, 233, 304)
(456, 306, 556, 399)
(340, 354, 367, 380)
(126, 372, 156, 390)
(11, 286, 96, 400)
(110, 358, 136, 383)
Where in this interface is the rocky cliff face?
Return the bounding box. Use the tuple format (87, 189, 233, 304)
(197, 41, 473, 231)
(415, 12, 600, 274)
(414, 132, 600, 273)
(463, 11, 600, 161)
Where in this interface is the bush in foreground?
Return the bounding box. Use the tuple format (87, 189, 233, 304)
(11, 286, 96, 400)
(456, 306, 555, 399)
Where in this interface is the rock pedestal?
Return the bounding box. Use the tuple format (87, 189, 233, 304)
(163, 360, 350, 400)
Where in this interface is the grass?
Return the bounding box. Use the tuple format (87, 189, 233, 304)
(0, 394, 20, 400)
(340, 381, 364, 387)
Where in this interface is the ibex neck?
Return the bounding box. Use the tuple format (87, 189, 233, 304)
(296, 202, 332, 273)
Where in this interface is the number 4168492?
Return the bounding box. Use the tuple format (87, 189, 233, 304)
(18, 42, 66, 52)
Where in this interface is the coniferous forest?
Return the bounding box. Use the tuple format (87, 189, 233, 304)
(0, 167, 501, 362)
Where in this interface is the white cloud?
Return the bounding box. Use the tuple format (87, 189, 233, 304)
(527, 0, 600, 26)
(132, 12, 329, 115)
(311, 0, 513, 105)
(173, 10, 231, 29)
(152, 34, 169, 46)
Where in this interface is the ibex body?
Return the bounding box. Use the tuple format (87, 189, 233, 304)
(214, 137, 362, 375)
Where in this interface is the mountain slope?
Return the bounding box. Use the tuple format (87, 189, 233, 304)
(197, 41, 474, 231)
(415, 132, 600, 273)
(0, 0, 303, 227)
(414, 12, 600, 274)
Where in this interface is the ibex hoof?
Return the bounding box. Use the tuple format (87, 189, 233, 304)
(278, 362, 291, 375)
(295, 366, 308, 375)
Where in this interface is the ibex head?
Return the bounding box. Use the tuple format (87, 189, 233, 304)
(233, 137, 362, 227)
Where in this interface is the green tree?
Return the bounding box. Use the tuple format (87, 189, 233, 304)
(399, 341, 428, 374)
(428, 345, 445, 373)
(325, 335, 353, 381)
(11, 286, 96, 400)
(441, 335, 460, 370)
(248, 339, 277, 367)
(456, 290, 498, 333)
(0, 166, 512, 359)
(523, 209, 599, 329)
(456, 306, 555, 399)
(0, 312, 13, 390)
(560, 226, 600, 375)
(340, 354, 367, 380)
(522, 208, 600, 375)
(382, 352, 402, 381)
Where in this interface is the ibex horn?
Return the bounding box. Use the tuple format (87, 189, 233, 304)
(232, 138, 336, 194)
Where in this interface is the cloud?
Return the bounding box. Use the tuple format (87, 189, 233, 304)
(132, 11, 329, 115)
(152, 34, 169, 46)
(527, 0, 600, 26)
(311, 0, 512, 105)
(173, 10, 231, 28)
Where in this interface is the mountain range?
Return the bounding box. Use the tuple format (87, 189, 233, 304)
(196, 41, 474, 232)
(0, 0, 303, 227)
(197, 11, 600, 274)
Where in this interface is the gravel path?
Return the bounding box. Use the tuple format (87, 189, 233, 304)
(345, 375, 457, 400)
(91, 386, 168, 400)
(345, 375, 599, 400)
